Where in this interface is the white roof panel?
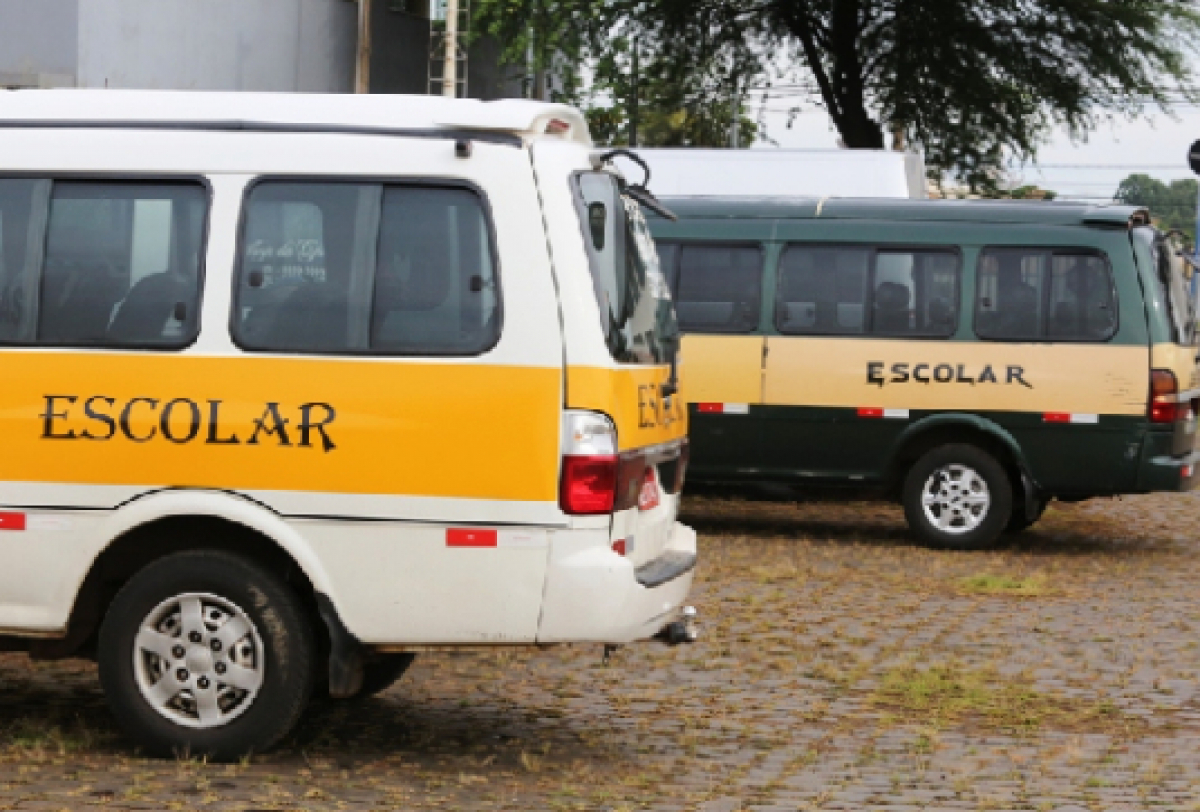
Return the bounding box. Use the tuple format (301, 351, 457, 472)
(0, 89, 592, 145)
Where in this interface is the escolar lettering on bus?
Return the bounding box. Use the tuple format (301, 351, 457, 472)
(867, 362, 1033, 389)
(38, 395, 337, 451)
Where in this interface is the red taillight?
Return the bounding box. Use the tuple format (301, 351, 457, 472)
(559, 455, 617, 515)
(1150, 369, 1182, 424)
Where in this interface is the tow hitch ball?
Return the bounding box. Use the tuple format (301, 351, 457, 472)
(658, 605, 699, 645)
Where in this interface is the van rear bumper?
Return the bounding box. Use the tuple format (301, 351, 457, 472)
(537, 522, 698, 644)
(1135, 439, 1200, 492)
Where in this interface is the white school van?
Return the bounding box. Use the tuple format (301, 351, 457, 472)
(0, 90, 696, 758)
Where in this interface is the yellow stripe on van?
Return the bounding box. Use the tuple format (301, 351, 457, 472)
(763, 338, 1150, 415)
(1, 353, 561, 502)
(1151, 343, 1200, 391)
(679, 335, 764, 405)
(567, 365, 687, 451)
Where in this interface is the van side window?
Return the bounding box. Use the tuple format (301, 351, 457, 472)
(777, 246, 870, 334)
(0, 179, 206, 348)
(234, 181, 499, 355)
(777, 245, 959, 337)
(872, 251, 959, 336)
(976, 248, 1115, 341)
(674, 244, 762, 333)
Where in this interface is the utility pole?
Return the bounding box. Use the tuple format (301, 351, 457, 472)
(629, 46, 639, 147)
(729, 75, 740, 149)
(443, 0, 459, 97)
(355, 0, 372, 94)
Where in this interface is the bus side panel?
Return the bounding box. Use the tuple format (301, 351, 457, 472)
(763, 338, 1149, 492)
(680, 334, 764, 477)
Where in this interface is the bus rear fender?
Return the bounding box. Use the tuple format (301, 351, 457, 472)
(885, 413, 1039, 511)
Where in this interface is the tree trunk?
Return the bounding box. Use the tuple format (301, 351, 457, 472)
(779, 0, 884, 149)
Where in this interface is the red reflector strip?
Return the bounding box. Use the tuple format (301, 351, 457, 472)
(857, 408, 911, 419)
(0, 512, 26, 531)
(612, 538, 627, 556)
(446, 528, 497, 547)
(696, 403, 749, 414)
(1043, 413, 1098, 424)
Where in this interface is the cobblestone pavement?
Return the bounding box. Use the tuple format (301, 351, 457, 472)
(2, 493, 1200, 810)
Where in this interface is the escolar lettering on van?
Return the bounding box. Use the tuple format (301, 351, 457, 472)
(39, 395, 337, 451)
(637, 384, 685, 429)
(867, 362, 1033, 390)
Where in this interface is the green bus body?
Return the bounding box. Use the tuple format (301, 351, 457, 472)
(649, 197, 1200, 510)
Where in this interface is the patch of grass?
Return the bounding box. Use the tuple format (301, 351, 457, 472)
(957, 573, 1051, 597)
(868, 664, 1141, 734)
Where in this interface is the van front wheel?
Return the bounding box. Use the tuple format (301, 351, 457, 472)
(98, 550, 316, 760)
(903, 444, 1012, 550)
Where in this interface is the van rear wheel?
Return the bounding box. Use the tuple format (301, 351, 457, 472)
(903, 444, 1012, 550)
(98, 550, 315, 760)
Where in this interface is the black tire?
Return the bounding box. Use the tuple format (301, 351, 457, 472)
(1006, 497, 1047, 534)
(902, 444, 1012, 550)
(98, 550, 316, 760)
(355, 654, 417, 699)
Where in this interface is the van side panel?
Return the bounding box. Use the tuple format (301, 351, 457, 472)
(0, 136, 569, 643)
(653, 210, 1156, 498)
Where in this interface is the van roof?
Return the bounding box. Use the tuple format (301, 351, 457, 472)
(0, 89, 593, 146)
(658, 195, 1150, 228)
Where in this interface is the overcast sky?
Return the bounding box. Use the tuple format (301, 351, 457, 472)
(752, 102, 1200, 201)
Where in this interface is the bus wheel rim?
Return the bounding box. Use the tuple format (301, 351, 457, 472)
(131, 591, 266, 730)
(920, 463, 990, 535)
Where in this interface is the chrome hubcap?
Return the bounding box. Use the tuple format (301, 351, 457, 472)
(132, 592, 265, 729)
(921, 463, 990, 535)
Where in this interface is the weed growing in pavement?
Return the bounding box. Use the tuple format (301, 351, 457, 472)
(957, 573, 1052, 596)
(868, 663, 1145, 734)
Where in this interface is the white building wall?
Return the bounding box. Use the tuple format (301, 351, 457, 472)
(72, 0, 356, 92)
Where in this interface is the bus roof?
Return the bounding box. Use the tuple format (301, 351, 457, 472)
(657, 195, 1150, 228)
(0, 89, 593, 146)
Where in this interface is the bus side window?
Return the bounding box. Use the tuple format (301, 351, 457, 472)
(976, 248, 1115, 342)
(674, 244, 762, 333)
(776, 245, 870, 335)
(872, 250, 959, 336)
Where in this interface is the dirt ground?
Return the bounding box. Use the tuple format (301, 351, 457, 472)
(2, 492, 1200, 810)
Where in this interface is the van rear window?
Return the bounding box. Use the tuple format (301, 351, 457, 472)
(234, 181, 499, 356)
(573, 172, 677, 364)
(0, 179, 207, 348)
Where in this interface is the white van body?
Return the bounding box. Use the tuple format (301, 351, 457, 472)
(0, 90, 695, 756)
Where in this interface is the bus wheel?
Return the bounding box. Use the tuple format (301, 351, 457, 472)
(98, 550, 315, 760)
(354, 654, 417, 699)
(903, 444, 1012, 550)
(1007, 497, 1047, 534)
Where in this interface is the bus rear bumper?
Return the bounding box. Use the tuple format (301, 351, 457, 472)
(1135, 446, 1200, 492)
(536, 522, 698, 644)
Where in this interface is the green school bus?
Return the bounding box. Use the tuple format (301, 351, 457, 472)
(649, 197, 1200, 549)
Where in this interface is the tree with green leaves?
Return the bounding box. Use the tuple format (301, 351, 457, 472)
(1115, 174, 1198, 241)
(475, 0, 1200, 187)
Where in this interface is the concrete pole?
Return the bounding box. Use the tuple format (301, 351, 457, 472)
(443, 0, 459, 97)
(355, 0, 371, 94)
